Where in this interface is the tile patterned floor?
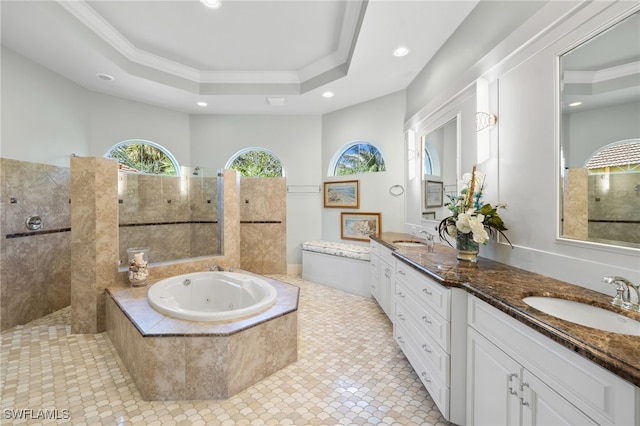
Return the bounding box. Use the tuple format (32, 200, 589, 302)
(0, 275, 450, 426)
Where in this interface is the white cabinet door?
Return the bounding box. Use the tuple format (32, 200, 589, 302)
(521, 371, 597, 426)
(467, 328, 521, 426)
(468, 328, 598, 426)
(369, 252, 381, 303)
(381, 260, 394, 318)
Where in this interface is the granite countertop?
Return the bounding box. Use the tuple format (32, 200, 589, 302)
(372, 232, 640, 388)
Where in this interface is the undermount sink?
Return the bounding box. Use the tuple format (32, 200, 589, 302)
(523, 296, 640, 336)
(393, 240, 428, 247)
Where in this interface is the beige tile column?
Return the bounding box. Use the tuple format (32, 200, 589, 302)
(71, 157, 119, 334)
(562, 168, 588, 240)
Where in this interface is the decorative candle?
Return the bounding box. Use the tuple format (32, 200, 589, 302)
(134, 252, 144, 264)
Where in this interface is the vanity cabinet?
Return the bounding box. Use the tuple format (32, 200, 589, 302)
(467, 328, 596, 425)
(467, 295, 637, 426)
(369, 240, 395, 319)
(393, 260, 467, 425)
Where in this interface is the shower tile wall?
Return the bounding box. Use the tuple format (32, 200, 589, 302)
(588, 173, 640, 244)
(0, 158, 71, 331)
(240, 178, 286, 275)
(118, 173, 220, 265)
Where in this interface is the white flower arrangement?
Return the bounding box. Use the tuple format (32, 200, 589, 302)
(437, 166, 512, 247)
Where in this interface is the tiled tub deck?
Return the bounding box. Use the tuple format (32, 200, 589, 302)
(105, 274, 300, 400)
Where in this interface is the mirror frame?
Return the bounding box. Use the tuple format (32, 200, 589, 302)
(555, 7, 640, 255)
(419, 111, 462, 225)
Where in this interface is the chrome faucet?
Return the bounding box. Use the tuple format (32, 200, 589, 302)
(603, 276, 640, 312)
(209, 264, 224, 272)
(419, 230, 435, 252)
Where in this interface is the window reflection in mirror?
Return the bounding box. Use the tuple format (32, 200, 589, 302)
(559, 10, 640, 250)
(421, 116, 459, 221)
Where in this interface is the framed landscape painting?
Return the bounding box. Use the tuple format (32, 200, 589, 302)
(424, 180, 444, 208)
(324, 180, 360, 208)
(341, 212, 381, 241)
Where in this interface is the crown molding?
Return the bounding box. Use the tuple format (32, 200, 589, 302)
(58, 0, 366, 86)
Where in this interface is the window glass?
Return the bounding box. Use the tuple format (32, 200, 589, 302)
(227, 148, 284, 177)
(105, 140, 179, 175)
(333, 142, 386, 176)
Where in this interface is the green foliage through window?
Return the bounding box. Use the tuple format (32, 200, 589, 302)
(229, 150, 283, 177)
(107, 141, 177, 175)
(334, 143, 386, 176)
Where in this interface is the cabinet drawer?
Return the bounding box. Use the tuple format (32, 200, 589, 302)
(369, 240, 381, 256)
(395, 315, 450, 386)
(395, 324, 449, 419)
(396, 281, 450, 351)
(396, 262, 450, 318)
(468, 296, 636, 426)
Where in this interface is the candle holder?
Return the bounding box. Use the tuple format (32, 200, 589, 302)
(127, 247, 149, 287)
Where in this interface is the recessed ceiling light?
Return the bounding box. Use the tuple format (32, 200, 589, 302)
(393, 46, 410, 57)
(322, 91, 334, 98)
(97, 73, 114, 81)
(197, 101, 208, 107)
(569, 101, 582, 107)
(201, 0, 221, 9)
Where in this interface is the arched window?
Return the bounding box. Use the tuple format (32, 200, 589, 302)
(332, 142, 386, 176)
(105, 139, 179, 175)
(226, 147, 285, 177)
(423, 145, 433, 176)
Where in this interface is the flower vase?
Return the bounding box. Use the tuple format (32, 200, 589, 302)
(456, 232, 479, 262)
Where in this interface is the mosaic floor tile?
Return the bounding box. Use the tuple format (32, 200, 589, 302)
(0, 275, 451, 425)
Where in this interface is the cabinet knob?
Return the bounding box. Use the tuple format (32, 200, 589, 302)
(397, 292, 405, 298)
(421, 343, 431, 354)
(397, 314, 406, 321)
(398, 270, 406, 276)
(422, 288, 433, 296)
(420, 372, 431, 383)
(421, 315, 432, 324)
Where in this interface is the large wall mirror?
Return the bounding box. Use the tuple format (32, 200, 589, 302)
(421, 114, 460, 222)
(559, 9, 640, 250)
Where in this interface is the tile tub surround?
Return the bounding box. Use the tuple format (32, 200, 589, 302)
(372, 232, 640, 387)
(105, 273, 300, 400)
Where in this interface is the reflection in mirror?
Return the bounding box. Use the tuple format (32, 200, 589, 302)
(421, 116, 459, 221)
(559, 10, 640, 250)
(118, 165, 223, 268)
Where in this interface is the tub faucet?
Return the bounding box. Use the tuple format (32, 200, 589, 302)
(603, 276, 640, 311)
(209, 264, 224, 272)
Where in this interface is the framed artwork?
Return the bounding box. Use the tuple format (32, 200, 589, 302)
(424, 180, 444, 208)
(324, 180, 360, 208)
(340, 212, 381, 241)
(422, 211, 436, 220)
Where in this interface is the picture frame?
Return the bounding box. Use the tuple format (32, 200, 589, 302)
(340, 212, 381, 241)
(323, 180, 360, 208)
(422, 211, 436, 220)
(424, 180, 444, 208)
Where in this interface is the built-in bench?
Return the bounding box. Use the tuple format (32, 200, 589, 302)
(301, 240, 371, 298)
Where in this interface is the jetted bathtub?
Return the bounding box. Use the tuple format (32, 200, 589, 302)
(147, 271, 278, 321)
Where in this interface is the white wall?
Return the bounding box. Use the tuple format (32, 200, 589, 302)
(321, 91, 406, 244)
(89, 93, 191, 166)
(1, 47, 90, 167)
(189, 114, 323, 267)
(564, 101, 640, 167)
(404, 1, 640, 295)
